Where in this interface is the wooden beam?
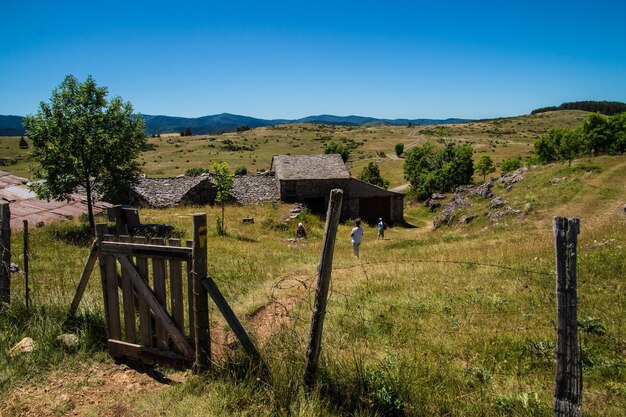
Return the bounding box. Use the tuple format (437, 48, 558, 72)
(0, 203, 10, 309)
(101, 241, 192, 260)
(68, 240, 99, 316)
(108, 339, 189, 369)
(192, 214, 210, 373)
(134, 236, 153, 347)
(202, 277, 262, 364)
(304, 189, 343, 389)
(116, 255, 194, 359)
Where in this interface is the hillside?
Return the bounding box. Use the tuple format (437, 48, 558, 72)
(1, 154, 624, 416)
(0, 112, 473, 136)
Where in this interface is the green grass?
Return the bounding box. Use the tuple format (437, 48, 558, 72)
(1, 154, 625, 415)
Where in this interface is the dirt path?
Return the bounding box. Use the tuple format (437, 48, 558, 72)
(1, 362, 184, 417)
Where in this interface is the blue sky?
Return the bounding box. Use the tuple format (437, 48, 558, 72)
(1, 0, 625, 119)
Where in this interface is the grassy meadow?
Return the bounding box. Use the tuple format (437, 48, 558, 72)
(1, 110, 625, 415)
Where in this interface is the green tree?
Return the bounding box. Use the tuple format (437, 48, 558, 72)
(234, 166, 248, 175)
(475, 155, 495, 180)
(358, 162, 390, 189)
(500, 157, 523, 173)
(403, 142, 474, 200)
(23, 75, 146, 229)
(608, 112, 626, 154)
(323, 142, 349, 162)
(581, 113, 610, 155)
(558, 130, 582, 165)
(211, 161, 234, 236)
(395, 143, 404, 157)
(18, 136, 28, 149)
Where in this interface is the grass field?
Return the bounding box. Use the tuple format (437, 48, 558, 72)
(0, 110, 622, 415)
(1, 110, 590, 186)
(1, 149, 625, 415)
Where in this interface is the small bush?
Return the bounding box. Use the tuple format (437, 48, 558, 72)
(500, 157, 523, 173)
(234, 166, 248, 175)
(578, 316, 607, 335)
(185, 167, 209, 176)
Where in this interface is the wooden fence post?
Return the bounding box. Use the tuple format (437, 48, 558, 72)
(553, 217, 582, 417)
(23, 220, 29, 309)
(0, 203, 10, 309)
(304, 189, 343, 389)
(192, 213, 210, 373)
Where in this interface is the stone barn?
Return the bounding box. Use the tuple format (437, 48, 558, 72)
(128, 174, 217, 208)
(270, 154, 404, 223)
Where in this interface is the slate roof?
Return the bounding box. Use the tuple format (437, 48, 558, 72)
(0, 170, 110, 230)
(131, 174, 214, 208)
(270, 154, 350, 180)
(231, 173, 279, 205)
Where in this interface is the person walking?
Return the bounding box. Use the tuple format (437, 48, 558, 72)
(377, 217, 385, 240)
(351, 218, 364, 258)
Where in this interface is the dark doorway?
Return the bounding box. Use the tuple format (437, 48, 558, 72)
(359, 197, 391, 224)
(304, 197, 326, 216)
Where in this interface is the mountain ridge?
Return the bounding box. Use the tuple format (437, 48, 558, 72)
(0, 112, 473, 136)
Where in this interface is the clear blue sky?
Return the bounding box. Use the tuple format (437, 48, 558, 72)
(1, 0, 625, 120)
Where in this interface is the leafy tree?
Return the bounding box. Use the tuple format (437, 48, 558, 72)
(608, 112, 626, 154)
(475, 155, 495, 180)
(403, 142, 474, 200)
(558, 129, 582, 165)
(500, 157, 523, 173)
(180, 128, 192, 137)
(236, 125, 250, 133)
(19, 136, 28, 149)
(211, 161, 234, 236)
(23, 75, 146, 229)
(234, 166, 248, 175)
(323, 142, 349, 162)
(395, 143, 404, 157)
(581, 113, 610, 155)
(185, 167, 209, 176)
(358, 162, 390, 189)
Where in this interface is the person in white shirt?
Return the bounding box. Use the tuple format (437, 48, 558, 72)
(350, 219, 364, 258)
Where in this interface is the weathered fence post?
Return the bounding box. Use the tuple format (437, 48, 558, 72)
(553, 217, 582, 417)
(192, 213, 210, 373)
(23, 220, 29, 309)
(0, 203, 10, 309)
(304, 189, 343, 389)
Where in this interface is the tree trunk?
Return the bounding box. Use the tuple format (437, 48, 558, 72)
(85, 182, 95, 230)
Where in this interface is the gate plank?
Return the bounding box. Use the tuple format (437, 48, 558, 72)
(186, 240, 195, 342)
(134, 236, 153, 347)
(104, 235, 122, 341)
(119, 235, 137, 343)
(68, 240, 98, 316)
(151, 238, 168, 350)
(116, 255, 194, 359)
(168, 239, 184, 334)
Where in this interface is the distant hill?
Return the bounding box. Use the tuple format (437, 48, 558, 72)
(0, 115, 26, 136)
(0, 112, 473, 136)
(531, 101, 626, 116)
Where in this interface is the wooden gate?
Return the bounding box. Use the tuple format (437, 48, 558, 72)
(69, 213, 261, 371)
(96, 225, 199, 367)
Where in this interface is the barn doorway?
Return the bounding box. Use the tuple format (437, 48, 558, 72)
(359, 197, 391, 224)
(304, 197, 326, 216)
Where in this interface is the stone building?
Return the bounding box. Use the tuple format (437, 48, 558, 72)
(128, 174, 217, 208)
(270, 154, 404, 223)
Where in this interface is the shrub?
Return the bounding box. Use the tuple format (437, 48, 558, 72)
(404, 141, 474, 200)
(395, 143, 404, 157)
(358, 162, 390, 189)
(19, 136, 29, 149)
(234, 166, 248, 175)
(185, 167, 209, 176)
(323, 142, 350, 162)
(500, 157, 523, 173)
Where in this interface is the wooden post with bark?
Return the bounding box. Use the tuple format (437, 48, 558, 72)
(0, 203, 10, 309)
(304, 189, 343, 389)
(192, 213, 210, 373)
(23, 220, 30, 308)
(553, 217, 582, 417)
